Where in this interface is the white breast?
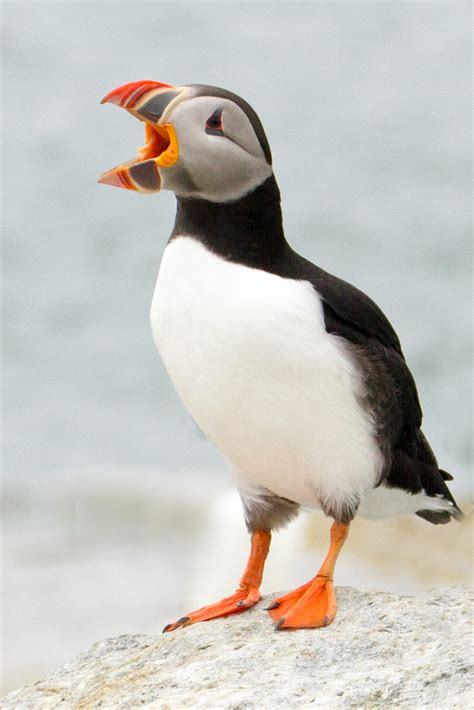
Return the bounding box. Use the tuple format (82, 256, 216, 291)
(151, 236, 383, 519)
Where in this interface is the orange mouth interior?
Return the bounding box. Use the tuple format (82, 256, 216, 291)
(98, 120, 179, 190)
(137, 123, 171, 161)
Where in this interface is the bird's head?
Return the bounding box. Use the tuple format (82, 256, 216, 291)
(98, 81, 273, 203)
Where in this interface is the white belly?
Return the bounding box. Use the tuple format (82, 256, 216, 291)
(151, 236, 383, 519)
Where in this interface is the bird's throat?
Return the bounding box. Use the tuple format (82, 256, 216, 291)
(170, 176, 290, 269)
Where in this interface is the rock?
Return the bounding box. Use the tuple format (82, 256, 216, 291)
(3, 586, 472, 709)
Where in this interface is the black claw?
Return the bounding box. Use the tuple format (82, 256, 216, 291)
(275, 617, 286, 631)
(322, 615, 329, 627)
(264, 601, 280, 611)
(236, 601, 244, 608)
(177, 616, 190, 625)
(162, 623, 172, 633)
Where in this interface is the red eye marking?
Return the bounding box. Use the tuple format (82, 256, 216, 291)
(205, 108, 224, 136)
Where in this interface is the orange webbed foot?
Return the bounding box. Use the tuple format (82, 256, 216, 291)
(163, 585, 261, 633)
(266, 579, 313, 620)
(164, 529, 271, 633)
(268, 576, 337, 630)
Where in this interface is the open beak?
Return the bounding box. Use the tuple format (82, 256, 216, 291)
(98, 80, 184, 193)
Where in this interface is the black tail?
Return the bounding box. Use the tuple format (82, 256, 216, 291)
(416, 463, 464, 525)
(416, 507, 462, 525)
(388, 430, 464, 525)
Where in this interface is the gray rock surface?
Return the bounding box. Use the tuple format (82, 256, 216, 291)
(3, 586, 472, 709)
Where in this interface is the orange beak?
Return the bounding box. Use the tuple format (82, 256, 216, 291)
(98, 80, 183, 193)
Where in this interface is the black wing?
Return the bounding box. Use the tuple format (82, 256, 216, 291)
(314, 267, 403, 354)
(288, 251, 461, 522)
(314, 265, 423, 432)
(288, 251, 422, 427)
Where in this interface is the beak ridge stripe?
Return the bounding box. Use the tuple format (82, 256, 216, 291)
(100, 80, 175, 107)
(98, 169, 134, 190)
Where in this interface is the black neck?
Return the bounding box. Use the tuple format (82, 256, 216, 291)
(170, 175, 291, 269)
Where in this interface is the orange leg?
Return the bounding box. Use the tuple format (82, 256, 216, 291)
(268, 521, 349, 630)
(163, 529, 271, 632)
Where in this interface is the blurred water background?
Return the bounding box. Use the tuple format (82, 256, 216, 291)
(2, 0, 472, 695)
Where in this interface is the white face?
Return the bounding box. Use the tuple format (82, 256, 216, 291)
(160, 95, 273, 203)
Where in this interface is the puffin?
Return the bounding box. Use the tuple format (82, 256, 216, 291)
(99, 80, 463, 631)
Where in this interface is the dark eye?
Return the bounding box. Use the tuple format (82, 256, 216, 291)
(205, 108, 224, 136)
